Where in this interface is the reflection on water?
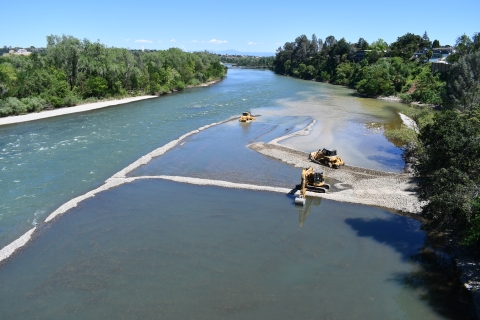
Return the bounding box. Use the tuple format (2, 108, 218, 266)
(296, 196, 322, 227)
(0, 180, 452, 319)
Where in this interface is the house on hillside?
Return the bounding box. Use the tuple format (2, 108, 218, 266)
(7, 48, 31, 56)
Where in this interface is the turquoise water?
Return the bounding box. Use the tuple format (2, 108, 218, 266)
(0, 69, 470, 318)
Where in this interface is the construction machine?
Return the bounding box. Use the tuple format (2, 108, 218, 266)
(294, 166, 330, 205)
(309, 148, 344, 168)
(239, 111, 255, 122)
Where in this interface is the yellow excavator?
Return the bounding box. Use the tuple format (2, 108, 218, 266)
(309, 148, 344, 168)
(294, 166, 330, 205)
(239, 111, 255, 122)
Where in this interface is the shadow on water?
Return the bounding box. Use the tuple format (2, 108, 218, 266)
(392, 244, 477, 320)
(346, 217, 477, 319)
(345, 216, 424, 262)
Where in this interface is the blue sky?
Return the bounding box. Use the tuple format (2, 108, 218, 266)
(3, 0, 479, 53)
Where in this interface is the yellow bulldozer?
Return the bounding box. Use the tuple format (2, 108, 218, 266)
(239, 111, 255, 122)
(294, 166, 330, 205)
(309, 148, 344, 168)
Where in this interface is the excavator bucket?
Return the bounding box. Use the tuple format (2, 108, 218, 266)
(295, 196, 306, 206)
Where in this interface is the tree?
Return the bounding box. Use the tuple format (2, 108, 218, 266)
(309, 34, 319, 55)
(356, 37, 369, 50)
(422, 31, 431, 48)
(0, 63, 17, 98)
(432, 39, 440, 48)
(46, 34, 82, 90)
(444, 52, 480, 113)
(390, 33, 426, 59)
(426, 49, 433, 60)
(416, 110, 480, 244)
(370, 38, 388, 51)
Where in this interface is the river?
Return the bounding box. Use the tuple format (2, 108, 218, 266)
(0, 68, 470, 318)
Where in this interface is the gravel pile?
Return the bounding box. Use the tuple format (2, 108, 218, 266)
(249, 141, 425, 214)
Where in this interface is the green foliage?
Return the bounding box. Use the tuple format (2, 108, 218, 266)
(84, 76, 108, 98)
(221, 55, 274, 67)
(20, 97, 48, 112)
(0, 97, 28, 115)
(0, 63, 17, 98)
(444, 52, 480, 112)
(0, 35, 227, 117)
(273, 33, 444, 102)
(462, 197, 480, 246)
(334, 62, 355, 86)
(390, 33, 430, 60)
(409, 65, 445, 105)
(416, 110, 480, 244)
(384, 125, 418, 145)
(356, 59, 395, 96)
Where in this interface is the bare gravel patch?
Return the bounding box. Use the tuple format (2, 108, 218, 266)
(249, 141, 424, 214)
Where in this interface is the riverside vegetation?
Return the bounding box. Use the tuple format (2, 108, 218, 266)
(0, 35, 227, 117)
(273, 31, 480, 252)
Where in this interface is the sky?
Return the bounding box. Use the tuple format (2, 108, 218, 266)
(3, 0, 479, 54)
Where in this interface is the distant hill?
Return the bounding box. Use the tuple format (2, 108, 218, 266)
(209, 49, 275, 57)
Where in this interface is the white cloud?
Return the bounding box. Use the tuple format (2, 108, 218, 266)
(208, 39, 228, 44)
(191, 40, 198, 43)
(135, 39, 152, 43)
(248, 41, 256, 45)
(158, 40, 162, 43)
(170, 39, 176, 42)
(125, 39, 130, 42)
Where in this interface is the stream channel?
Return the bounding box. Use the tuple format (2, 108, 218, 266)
(0, 68, 472, 319)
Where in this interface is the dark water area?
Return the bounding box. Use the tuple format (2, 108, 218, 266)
(0, 179, 435, 319)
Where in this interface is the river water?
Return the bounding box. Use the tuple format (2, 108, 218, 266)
(0, 69, 468, 318)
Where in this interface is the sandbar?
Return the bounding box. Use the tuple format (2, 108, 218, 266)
(0, 96, 157, 126)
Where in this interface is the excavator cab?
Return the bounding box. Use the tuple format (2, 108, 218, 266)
(239, 112, 255, 122)
(323, 148, 337, 156)
(311, 172, 324, 185)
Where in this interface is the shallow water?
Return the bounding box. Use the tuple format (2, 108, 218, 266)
(129, 116, 311, 187)
(0, 69, 410, 248)
(0, 180, 438, 319)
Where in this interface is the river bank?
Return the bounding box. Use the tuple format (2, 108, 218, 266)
(0, 79, 223, 126)
(0, 96, 157, 126)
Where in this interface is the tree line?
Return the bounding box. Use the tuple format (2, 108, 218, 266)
(0, 35, 227, 117)
(220, 55, 274, 68)
(274, 32, 480, 105)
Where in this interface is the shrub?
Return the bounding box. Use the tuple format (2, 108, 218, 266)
(0, 97, 28, 115)
(0, 106, 13, 117)
(21, 97, 48, 112)
(63, 95, 80, 107)
(187, 78, 201, 86)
